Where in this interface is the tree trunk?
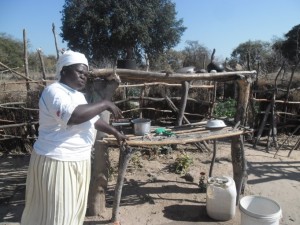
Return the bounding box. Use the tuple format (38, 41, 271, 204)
(231, 78, 252, 204)
(87, 111, 110, 216)
(177, 81, 189, 126)
(85, 79, 119, 216)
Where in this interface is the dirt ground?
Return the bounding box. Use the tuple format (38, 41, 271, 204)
(0, 137, 299, 225)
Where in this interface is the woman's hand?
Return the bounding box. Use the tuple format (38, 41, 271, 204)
(94, 119, 128, 145)
(113, 131, 128, 145)
(105, 100, 123, 119)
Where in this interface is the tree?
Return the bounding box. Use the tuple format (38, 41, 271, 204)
(278, 24, 300, 65)
(230, 40, 278, 74)
(0, 33, 57, 76)
(60, 0, 186, 65)
(0, 33, 24, 69)
(147, 49, 184, 72)
(182, 41, 210, 69)
(28, 52, 57, 75)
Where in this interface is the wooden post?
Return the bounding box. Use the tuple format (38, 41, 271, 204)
(23, 29, 30, 92)
(139, 85, 145, 118)
(177, 81, 189, 126)
(283, 60, 299, 124)
(253, 103, 271, 148)
(37, 49, 47, 86)
(231, 78, 252, 204)
(123, 83, 128, 109)
(270, 90, 278, 149)
(288, 137, 300, 157)
(111, 145, 134, 222)
(52, 23, 60, 60)
(268, 66, 285, 151)
(165, 96, 189, 124)
(246, 52, 251, 71)
(210, 81, 217, 117)
(274, 125, 300, 157)
(209, 140, 217, 177)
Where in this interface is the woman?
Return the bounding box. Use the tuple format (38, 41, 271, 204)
(21, 50, 127, 225)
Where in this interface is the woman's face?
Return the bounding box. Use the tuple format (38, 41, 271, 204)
(60, 64, 88, 91)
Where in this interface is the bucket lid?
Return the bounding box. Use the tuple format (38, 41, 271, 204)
(207, 176, 233, 187)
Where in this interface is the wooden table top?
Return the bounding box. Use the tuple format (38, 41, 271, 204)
(100, 122, 252, 146)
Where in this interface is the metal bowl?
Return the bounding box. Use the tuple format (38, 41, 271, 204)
(206, 119, 226, 129)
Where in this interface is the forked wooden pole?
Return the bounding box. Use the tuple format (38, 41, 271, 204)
(112, 144, 135, 223)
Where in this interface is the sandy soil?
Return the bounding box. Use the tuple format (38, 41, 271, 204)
(0, 138, 299, 225)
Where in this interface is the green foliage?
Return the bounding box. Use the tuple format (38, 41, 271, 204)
(61, 0, 186, 64)
(182, 41, 210, 69)
(148, 49, 185, 71)
(129, 152, 143, 169)
(0, 33, 24, 68)
(108, 165, 117, 181)
(174, 152, 193, 175)
(43, 55, 57, 74)
(213, 98, 236, 118)
(280, 24, 300, 64)
(225, 23, 300, 74)
(127, 87, 140, 97)
(229, 40, 278, 74)
(0, 33, 57, 75)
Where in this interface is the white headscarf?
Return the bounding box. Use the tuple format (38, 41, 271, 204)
(56, 50, 89, 79)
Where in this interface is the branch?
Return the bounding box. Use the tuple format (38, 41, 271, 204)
(89, 68, 257, 83)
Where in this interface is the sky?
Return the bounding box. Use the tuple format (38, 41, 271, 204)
(1, 0, 299, 60)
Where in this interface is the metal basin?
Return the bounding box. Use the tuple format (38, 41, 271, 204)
(206, 119, 226, 130)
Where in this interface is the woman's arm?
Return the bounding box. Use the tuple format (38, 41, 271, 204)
(94, 119, 128, 144)
(68, 100, 123, 125)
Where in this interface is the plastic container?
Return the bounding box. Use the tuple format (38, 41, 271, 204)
(206, 176, 237, 221)
(239, 195, 282, 225)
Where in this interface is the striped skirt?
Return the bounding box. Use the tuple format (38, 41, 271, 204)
(21, 150, 91, 225)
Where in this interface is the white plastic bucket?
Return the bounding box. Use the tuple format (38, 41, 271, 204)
(239, 195, 282, 225)
(206, 176, 237, 221)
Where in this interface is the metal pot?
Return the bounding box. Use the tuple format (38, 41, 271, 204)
(131, 118, 151, 136)
(112, 118, 151, 136)
(207, 62, 224, 72)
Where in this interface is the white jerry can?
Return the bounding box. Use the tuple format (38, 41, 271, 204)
(206, 176, 237, 221)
